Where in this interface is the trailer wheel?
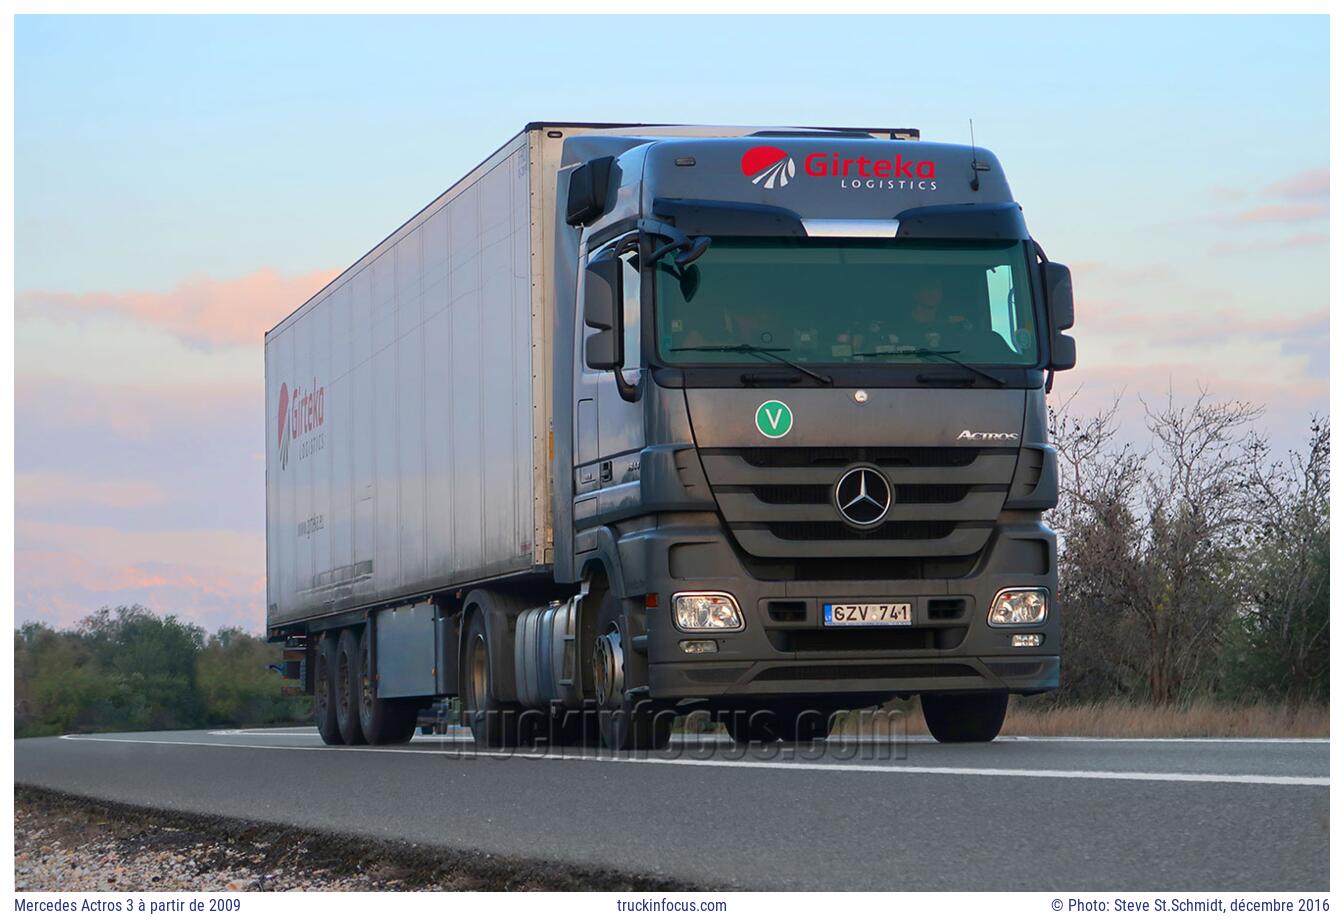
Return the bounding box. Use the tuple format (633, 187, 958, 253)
(334, 628, 367, 745)
(356, 628, 417, 745)
(462, 611, 521, 747)
(591, 592, 672, 751)
(724, 704, 832, 745)
(313, 632, 342, 745)
(920, 691, 1008, 743)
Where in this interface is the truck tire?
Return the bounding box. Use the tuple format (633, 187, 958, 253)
(920, 691, 1008, 743)
(335, 628, 367, 745)
(591, 592, 672, 751)
(462, 610, 522, 747)
(724, 704, 832, 745)
(357, 628, 417, 745)
(313, 632, 342, 746)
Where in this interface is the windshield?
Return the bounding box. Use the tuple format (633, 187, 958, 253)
(655, 238, 1040, 367)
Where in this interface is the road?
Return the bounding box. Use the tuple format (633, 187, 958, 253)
(14, 727, 1329, 890)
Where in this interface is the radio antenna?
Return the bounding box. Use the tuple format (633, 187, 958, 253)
(968, 118, 981, 192)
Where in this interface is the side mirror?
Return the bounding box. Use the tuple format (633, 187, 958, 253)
(1044, 261, 1074, 330)
(565, 157, 616, 227)
(1043, 261, 1076, 371)
(583, 251, 622, 371)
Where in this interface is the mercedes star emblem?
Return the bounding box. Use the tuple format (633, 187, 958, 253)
(834, 466, 892, 528)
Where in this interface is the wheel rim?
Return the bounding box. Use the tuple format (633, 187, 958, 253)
(315, 652, 330, 720)
(469, 635, 488, 710)
(592, 626, 624, 709)
(337, 649, 352, 718)
(360, 655, 374, 716)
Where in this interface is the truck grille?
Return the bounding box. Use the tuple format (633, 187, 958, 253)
(735, 446, 979, 468)
(700, 445, 1017, 561)
(750, 483, 972, 505)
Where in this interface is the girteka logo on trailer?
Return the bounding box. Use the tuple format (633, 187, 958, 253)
(276, 378, 325, 471)
(740, 145, 796, 189)
(740, 144, 939, 192)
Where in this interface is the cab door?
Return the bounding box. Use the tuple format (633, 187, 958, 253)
(574, 235, 644, 528)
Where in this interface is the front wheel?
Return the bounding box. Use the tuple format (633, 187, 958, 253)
(920, 691, 1008, 743)
(591, 592, 671, 751)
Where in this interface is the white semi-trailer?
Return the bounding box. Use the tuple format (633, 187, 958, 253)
(266, 122, 1076, 749)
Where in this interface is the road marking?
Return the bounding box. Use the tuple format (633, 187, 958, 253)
(212, 727, 1329, 745)
(58, 734, 1328, 787)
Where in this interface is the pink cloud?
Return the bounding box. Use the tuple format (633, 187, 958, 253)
(16, 519, 262, 575)
(15, 549, 266, 632)
(1212, 231, 1328, 256)
(1081, 306, 1327, 343)
(16, 472, 169, 510)
(1225, 202, 1327, 225)
(1264, 167, 1329, 201)
(16, 267, 338, 350)
(15, 376, 258, 440)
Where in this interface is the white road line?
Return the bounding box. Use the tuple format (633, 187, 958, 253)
(57, 734, 1328, 787)
(212, 727, 1329, 745)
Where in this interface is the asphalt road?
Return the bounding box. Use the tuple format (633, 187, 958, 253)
(14, 727, 1329, 890)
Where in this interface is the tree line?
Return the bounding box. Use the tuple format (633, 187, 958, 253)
(14, 606, 307, 737)
(13, 391, 1330, 736)
(1048, 391, 1328, 705)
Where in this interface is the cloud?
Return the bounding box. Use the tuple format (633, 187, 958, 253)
(1211, 232, 1328, 256)
(1264, 167, 1329, 201)
(15, 376, 257, 440)
(16, 472, 169, 510)
(16, 267, 338, 350)
(15, 549, 266, 632)
(1224, 202, 1327, 225)
(17, 519, 263, 575)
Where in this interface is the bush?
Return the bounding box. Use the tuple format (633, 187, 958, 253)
(15, 606, 307, 737)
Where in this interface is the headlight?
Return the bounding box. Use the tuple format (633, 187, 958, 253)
(988, 588, 1048, 627)
(672, 593, 744, 631)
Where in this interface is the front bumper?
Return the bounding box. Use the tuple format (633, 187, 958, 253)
(620, 517, 1060, 703)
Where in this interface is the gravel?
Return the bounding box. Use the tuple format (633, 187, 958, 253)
(15, 785, 696, 892)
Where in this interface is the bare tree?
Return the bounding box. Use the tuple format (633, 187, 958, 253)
(1135, 389, 1262, 703)
(1049, 387, 1267, 704)
(1236, 417, 1330, 701)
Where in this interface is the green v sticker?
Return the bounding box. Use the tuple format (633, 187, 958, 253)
(755, 400, 794, 439)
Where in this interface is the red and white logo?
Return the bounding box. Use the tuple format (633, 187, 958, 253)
(277, 382, 291, 469)
(741, 146, 796, 189)
(739, 144, 939, 192)
(277, 378, 325, 471)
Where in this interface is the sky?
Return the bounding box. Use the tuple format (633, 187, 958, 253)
(14, 14, 1329, 631)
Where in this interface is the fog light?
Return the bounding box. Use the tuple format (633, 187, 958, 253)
(988, 588, 1048, 626)
(1012, 633, 1044, 648)
(672, 592, 744, 631)
(679, 639, 719, 654)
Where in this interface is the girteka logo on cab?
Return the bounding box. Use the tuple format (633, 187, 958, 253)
(276, 378, 326, 471)
(740, 145, 938, 192)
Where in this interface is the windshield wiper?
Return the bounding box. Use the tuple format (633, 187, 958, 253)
(851, 347, 1005, 386)
(669, 344, 834, 386)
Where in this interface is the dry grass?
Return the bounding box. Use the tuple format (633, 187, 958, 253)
(998, 700, 1329, 738)
(826, 699, 1329, 739)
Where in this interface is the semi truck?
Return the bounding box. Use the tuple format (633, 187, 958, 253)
(265, 122, 1076, 750)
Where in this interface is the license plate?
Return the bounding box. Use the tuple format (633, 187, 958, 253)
(823, 603, 913, 626)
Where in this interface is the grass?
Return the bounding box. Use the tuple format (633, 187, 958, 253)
(820, 699, 1329, 739)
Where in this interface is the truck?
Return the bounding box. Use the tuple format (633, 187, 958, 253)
(265, 121, 1076, 750)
